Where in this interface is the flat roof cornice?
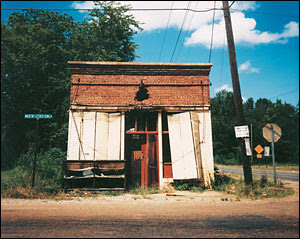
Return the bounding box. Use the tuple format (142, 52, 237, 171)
(67, 61, 213, 68)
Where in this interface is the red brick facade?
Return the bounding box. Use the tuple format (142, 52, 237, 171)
(68, 62, 213, 107)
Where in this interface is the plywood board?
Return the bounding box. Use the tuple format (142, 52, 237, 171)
(167, 112, 197, 179)
(67, 111, 81, 160)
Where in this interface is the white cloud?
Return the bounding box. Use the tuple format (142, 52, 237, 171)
(72, 1, 299, 48)
(214, 84, 233, 93)
(239, 60, 260, 73)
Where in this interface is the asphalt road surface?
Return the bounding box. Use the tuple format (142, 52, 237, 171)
(1, 186, 299, 238)
(217, 165, 299, 182)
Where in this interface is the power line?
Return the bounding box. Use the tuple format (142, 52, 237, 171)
(175, 1, 199, 62)
(1, 5, 235, 13)
(231, 8, 299, 19)
(269, 90, 299, 100)
(208, 1, 216, 63)
(158, 1, 174, 62)
(170, 1, 192, 62)
(2, 3, 298, 19)
(219, 31, 226, 88)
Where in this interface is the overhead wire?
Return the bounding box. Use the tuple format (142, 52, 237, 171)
(269, 90, 299, 100)
(208, 1, 216, 63)
(170, 1, 192, 62)
(219, 31, 226, 88)
(175, 1, 199, 62)
(1, 3, 238, 13)
(158, 1, 174, 62)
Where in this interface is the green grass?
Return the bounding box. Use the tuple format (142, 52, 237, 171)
(215, 163, 299, 172)
(127, 186, 159, 196)
(212, 172, 294, 200)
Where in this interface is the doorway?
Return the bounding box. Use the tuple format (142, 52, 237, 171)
(125, 111, 158, 188)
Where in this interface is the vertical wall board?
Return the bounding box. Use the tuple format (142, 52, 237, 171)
(198, 111, 215, 185)
(157, 112, 164, 189)
(67, 111, 81, 160)
(179, 112, 198, 179)
(167, 114, 185, 179)
(120, 113, 125, 160)
(168, 112, 197, 179)
(190, 111, 203, 180)
(95, 112, 109, 160)
(107, 113, 121, 160)
(81, 112, 96, 160)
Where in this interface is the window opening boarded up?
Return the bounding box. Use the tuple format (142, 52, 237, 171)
(167, 112, 198, 179)
(67, 111, 122, 161)
(81, 112, 96, 160)
(67, 111, 82, 160)
(95, 112, 122, 160)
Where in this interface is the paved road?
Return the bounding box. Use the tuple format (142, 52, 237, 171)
(217, 165, 299, 182)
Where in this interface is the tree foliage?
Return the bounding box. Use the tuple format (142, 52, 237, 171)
(211, 91, 299, 165)
(1, 1, 143, 170)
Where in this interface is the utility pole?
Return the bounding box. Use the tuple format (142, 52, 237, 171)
(222, 1, 253, 184)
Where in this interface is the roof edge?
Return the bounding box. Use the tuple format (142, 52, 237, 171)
(67, 61, 213, 67)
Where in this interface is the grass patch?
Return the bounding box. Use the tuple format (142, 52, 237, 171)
(212, 168, 294, 200)
(173, 181, 206, 193)
(215, 163, 299, 172)
(127, 186, 159, 196)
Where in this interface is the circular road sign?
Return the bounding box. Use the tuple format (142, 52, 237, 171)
(263, 123, 281, 143)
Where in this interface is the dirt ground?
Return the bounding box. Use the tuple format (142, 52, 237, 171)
(1, 181, 299, 238)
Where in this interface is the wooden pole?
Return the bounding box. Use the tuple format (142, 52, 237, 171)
(222, 1, 253, 184)
(32, 118, 39, 188)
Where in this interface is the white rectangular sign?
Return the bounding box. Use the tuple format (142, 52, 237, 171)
(264, 146, 270, 156)
(234, 125, 249, 138)
(244, 138, 252, 156)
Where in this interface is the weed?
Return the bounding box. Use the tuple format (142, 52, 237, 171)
(211, 172, 294, 199)
(128, 187, 159, 196)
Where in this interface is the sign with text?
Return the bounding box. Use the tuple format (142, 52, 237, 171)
(25, 114, 53, 119)
(234, 125, 249, 138)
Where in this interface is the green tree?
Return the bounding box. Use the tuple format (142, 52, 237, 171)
(71, 1, 143, 61)
(1, 10, 75, 169)
(211, 91, 299, 165)
(1, 2, 143, 170)
(210, 90, 240, 164)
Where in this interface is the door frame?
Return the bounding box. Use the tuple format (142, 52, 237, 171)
(125, 111, 159, 188)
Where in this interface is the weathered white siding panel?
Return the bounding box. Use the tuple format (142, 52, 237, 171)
(168, 112, 197, 179)
(95, 112, 109, 160)
(107, 113, 121, 160)
(94, 112, 122, 160)
(81, 112, 96, 160)
(67, 111, 81, 160)
(198, 111, 215, 185)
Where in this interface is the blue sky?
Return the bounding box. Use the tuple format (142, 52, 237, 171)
(1, 1, 299, 106)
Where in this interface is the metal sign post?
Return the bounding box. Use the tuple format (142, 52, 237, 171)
(32, 119, 39, 188)
(263, 123, 281, 183)
(271, 124, 277, 183)
(25, 114, 53, 188)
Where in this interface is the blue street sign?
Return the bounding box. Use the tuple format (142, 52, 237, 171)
(25, 114, 53, 119)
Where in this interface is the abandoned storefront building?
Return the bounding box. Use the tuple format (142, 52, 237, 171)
(64, 61, 214, 190)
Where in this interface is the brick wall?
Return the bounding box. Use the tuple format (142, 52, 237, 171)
(68, 62, 213, 107)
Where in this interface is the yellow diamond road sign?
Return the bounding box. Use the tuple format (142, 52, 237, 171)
(263, 123, 281, 143)
(254, 144, 264, 154)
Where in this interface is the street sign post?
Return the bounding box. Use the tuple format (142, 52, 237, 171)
(25, 114, 53, 187)
(263, 123, 281, 183)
